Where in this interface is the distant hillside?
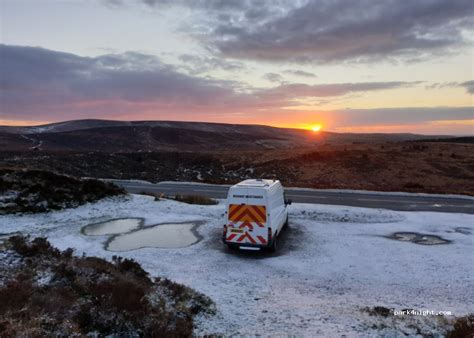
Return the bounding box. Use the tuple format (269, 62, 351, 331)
(413, 136, 474, 144)
(0, 119, 455, 152)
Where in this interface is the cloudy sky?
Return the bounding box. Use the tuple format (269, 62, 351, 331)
(1, 0, 473, 134)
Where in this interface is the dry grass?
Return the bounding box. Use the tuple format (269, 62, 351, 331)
(138, 191, 164, 201)
(1, 141, 473, 195)
(214, 142, 474, 195)
(172, 194, 218, 205)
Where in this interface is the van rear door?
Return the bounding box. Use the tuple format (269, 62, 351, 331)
(225, 187, 268, 246)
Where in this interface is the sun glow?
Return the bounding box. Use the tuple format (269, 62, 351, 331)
(311, 124, 322, 132)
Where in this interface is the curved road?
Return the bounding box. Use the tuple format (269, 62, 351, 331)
(110, 180, 474, 214)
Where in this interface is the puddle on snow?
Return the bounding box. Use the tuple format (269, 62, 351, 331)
(454, 227, 472, 235)
(82, 218, 143, 236)
(392, 232, 418, 242)
(388, 232, 450, 245)
(107, 223, 199, 251)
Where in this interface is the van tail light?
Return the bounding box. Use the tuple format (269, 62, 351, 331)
(268, 228, 272, 242)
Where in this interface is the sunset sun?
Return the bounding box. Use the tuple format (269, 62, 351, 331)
(311, 124, 322, 132)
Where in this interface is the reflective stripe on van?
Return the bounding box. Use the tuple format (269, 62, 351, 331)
(228, 204, 266, 224)
(226, 232, 267, 245)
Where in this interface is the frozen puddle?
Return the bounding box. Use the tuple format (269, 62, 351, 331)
(82, 218, 143, 236)
(82, 218, 201, 252)
(388, 232, 450, 245)
(107, 223, 199, 251)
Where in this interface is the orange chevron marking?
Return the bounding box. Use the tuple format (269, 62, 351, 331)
(239, 221, 254, 230)
(229, 204, 266, 223)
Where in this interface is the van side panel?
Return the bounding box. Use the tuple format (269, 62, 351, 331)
(266, 183, 286, 235)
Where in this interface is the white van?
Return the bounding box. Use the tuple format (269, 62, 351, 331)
(222, 179, 291, 252)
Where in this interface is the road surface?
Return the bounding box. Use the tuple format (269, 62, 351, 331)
(110, 180, 474, 214)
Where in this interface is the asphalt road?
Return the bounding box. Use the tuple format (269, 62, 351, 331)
(110, 180, 474, 214)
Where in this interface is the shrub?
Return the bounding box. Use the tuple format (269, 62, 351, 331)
(110, 279, 148, 312)
(0, 236, 214, 337)
(446, 314, 474, 338)
(0, 169, 125, 214)
(9, 236, 60, 257)
(112, 256, 149, 280)
(0, 177, 13, 192)
(0, 279, 33, 313)
(362, 306, 392, 317)
(403, 182, 424, 189)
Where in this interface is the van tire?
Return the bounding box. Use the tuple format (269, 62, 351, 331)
(227, 243, 239, 251)
(283, 215, 289, 229)
(268, 236, 277, 253)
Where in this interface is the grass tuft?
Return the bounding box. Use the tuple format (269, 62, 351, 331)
(172, 194, 218, 205)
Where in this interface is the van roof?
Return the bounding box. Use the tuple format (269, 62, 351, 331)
(233, 179, 279, 188)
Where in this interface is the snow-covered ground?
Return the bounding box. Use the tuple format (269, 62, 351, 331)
(1, 194, 472, 336)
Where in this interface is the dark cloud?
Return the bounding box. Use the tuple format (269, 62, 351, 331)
(425, 81, 459, 90)
(459, 80, 474, 94)
(329, 106, 474, 126)
(256, 81, 420, 102)
(129, 0, 473, 63)
(177, 54, 244, 74)
(283, 70, 317, 78)
(0, 45, 241, 118)
(263, 73, 284, 83)
(0, 44, 432, 122)
(425, 80, 474, 94)
(137, 0, 287, 16)
(215, 0, 473, 63)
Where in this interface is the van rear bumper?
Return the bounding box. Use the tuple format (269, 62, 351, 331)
(223, 236, 273, 249)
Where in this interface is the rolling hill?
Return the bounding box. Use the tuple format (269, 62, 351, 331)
(0, 119, 454, 152)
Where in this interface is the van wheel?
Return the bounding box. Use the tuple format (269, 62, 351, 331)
(227, 243, 238, 251)
(268, 237, 277, 253)
(283, 215, 289, 229)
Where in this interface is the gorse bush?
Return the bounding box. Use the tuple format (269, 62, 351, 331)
(446, 314, 474, 338)
(0, 169, 125, 214)
(0, 236, 214, 337)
